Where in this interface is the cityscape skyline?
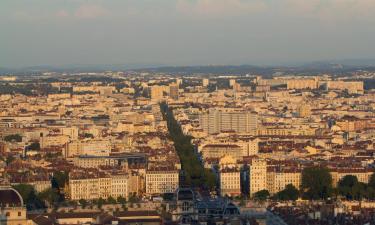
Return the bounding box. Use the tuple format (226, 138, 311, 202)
(2, 1, 375, 225)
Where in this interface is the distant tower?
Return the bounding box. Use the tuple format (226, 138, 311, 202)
(169, 83, 179, 100)
(150, 85, 163, 100)
(202, 78, 209, 87)
(176, 78, 182, 87)
(229, 79, 236, 87)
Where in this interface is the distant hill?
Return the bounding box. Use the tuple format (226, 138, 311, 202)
(136, 65, 285, 76)
(135, 63, 375, 76)
(2, 59, 375, 76)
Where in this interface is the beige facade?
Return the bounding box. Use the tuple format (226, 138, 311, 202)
(72, 157, 120, 168)
(287, 79, 318, 90)
(201, 144, 243, 160)
(199, 109, 257, 134)
(249, 159, 267, 197)
(65, 139, 111, 157)
(146, 170, 179, 195)
(40, 134, 70, 148)
(331, 170, 373, 187)
(257, 127, 315, 136)
(150, 86, 165, 101)
(68, 174, 129, 200)
(169, 83, 179, 100)
(238, 138, 259, 156)
(218, 155, 241, 197)
(202, 78, 209, 87)
(219, 169, 241, 197)
(267, 169, 301, 194)
(326, 81, 364, 93)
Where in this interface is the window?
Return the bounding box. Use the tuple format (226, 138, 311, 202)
(18, 212, 22, 217)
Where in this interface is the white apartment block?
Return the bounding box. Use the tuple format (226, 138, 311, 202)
(199, 109, 257, 135)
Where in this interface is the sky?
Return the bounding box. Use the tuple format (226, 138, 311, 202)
(1, 0, 375, 68)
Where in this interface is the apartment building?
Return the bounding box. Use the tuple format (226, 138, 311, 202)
(199, 108, 257, 134)
(257, 126, 316, 136)
(287, 79, 318, 90)
(64, 139, 111, 157)
(326, 81, 364, 94)
(335, 115, 369, 132)
(237, 137, 260, 156)
(169, 83, 179, 100)
(267, 167, 302, 195)
(68, 172, 130, 200)
(200, 144, 243, 161)
(40, 134, 70, 148)
(218, 155, 241, 197)
(249, 158, 267, 197)
(202, 78, 209, 87)
(145, 168, 179, 195)
(331, 168, 373, 187)
(71, 153, 146, 169)
(150, 85, 165, 101)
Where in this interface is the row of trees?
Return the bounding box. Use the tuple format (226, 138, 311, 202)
(79, 194, 136, 209)
(4, 134, 23, 142)
(160, 102, 216, 190)
(253, 166, 375, 201)
(0, 83, 60, 96)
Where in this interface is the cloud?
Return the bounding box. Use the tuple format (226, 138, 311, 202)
(74, 4, 110, 19)
(176, 0, 267, 17)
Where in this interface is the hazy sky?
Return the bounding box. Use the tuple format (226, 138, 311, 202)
(1, 0, 375, 68)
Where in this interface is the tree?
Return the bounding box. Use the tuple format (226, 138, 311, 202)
(368, 173, 375, 189)
(162, 193, 174, 201)
(107, 196, 117, 204)
(203, 169, 217, 191)
(5, 155, 15, 165)
(275, 184, 299, 201)
(365, 186, 375, 200)
(4, 134, 22, 142)
(83, 133, 94, 139)
(97, 197, 105, 209)
(353, 182, 367, 200)
(128, 193, 140, 203)
(117, 196, 126, 205)
(301, 166, 333, 200)
(26, 142, 40, 151)
(338, 175, 357, 200)
(79, 199, 88, 208)
(253, 190, 270, 201)
(52, 171, 69, 189)
(159, 102, 217, 189)
(13, 184, 45, 210)
(38, 188, 60, 206)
